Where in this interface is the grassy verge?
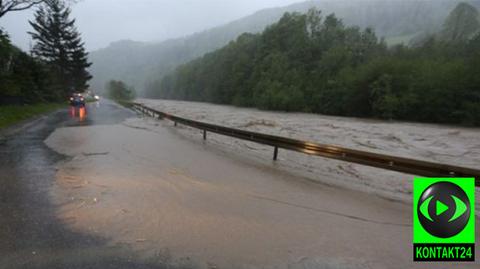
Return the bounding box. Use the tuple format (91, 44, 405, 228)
(0, 103, 66, 129)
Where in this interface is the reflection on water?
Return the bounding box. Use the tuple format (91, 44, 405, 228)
(79, 107, 86, 121)
(70, 106, 90, 122)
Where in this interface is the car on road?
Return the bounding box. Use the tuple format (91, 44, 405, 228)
(69, 93, 86, 107)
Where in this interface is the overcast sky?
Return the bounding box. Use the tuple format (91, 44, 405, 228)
(0, 0, 302, 51)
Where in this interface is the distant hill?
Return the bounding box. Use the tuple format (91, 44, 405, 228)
(88, 0, 480, 94)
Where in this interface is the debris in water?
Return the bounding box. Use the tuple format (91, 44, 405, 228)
(77, 201, 86, 209)
(239, 119, 277, 128)
(82, 152, 109, 156)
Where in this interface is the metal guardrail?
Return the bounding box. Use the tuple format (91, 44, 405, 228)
(131, 102, 480, 186)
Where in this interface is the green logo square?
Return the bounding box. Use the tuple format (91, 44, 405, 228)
(413, 177, 475, 244)
(413, 178, 475, 261)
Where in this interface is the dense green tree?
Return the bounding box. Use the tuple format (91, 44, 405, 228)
(28, 0, 91, 96)
(0, 28, 11, 78)
(106, 80, 136, 101)
(0, 29, 53, 104)
(68, 37, 92, 90)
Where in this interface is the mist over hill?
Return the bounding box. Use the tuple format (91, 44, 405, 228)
(89, 0, 480, 94)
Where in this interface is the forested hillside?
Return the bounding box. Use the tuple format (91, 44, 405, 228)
(149, 3, 480, 126)
(89, 0, 479, 94)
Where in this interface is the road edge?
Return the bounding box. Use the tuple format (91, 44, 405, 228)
(0, 108, 66, 142)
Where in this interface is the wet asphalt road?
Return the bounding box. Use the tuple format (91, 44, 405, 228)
(0, 101, 170, 269)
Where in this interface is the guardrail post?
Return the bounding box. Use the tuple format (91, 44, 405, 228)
(273, 146, 278, 161)
(203, 130, 207, 140)
(174, 122, 177, 127)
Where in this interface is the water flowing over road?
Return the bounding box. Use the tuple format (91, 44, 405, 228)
(0, 100, 478, 269)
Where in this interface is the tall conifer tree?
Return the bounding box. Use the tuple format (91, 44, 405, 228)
(28, 0, 91, 96)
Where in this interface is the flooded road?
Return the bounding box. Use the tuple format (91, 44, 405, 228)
(1, 100, 478, 269)
(0, 101, 159, 269)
